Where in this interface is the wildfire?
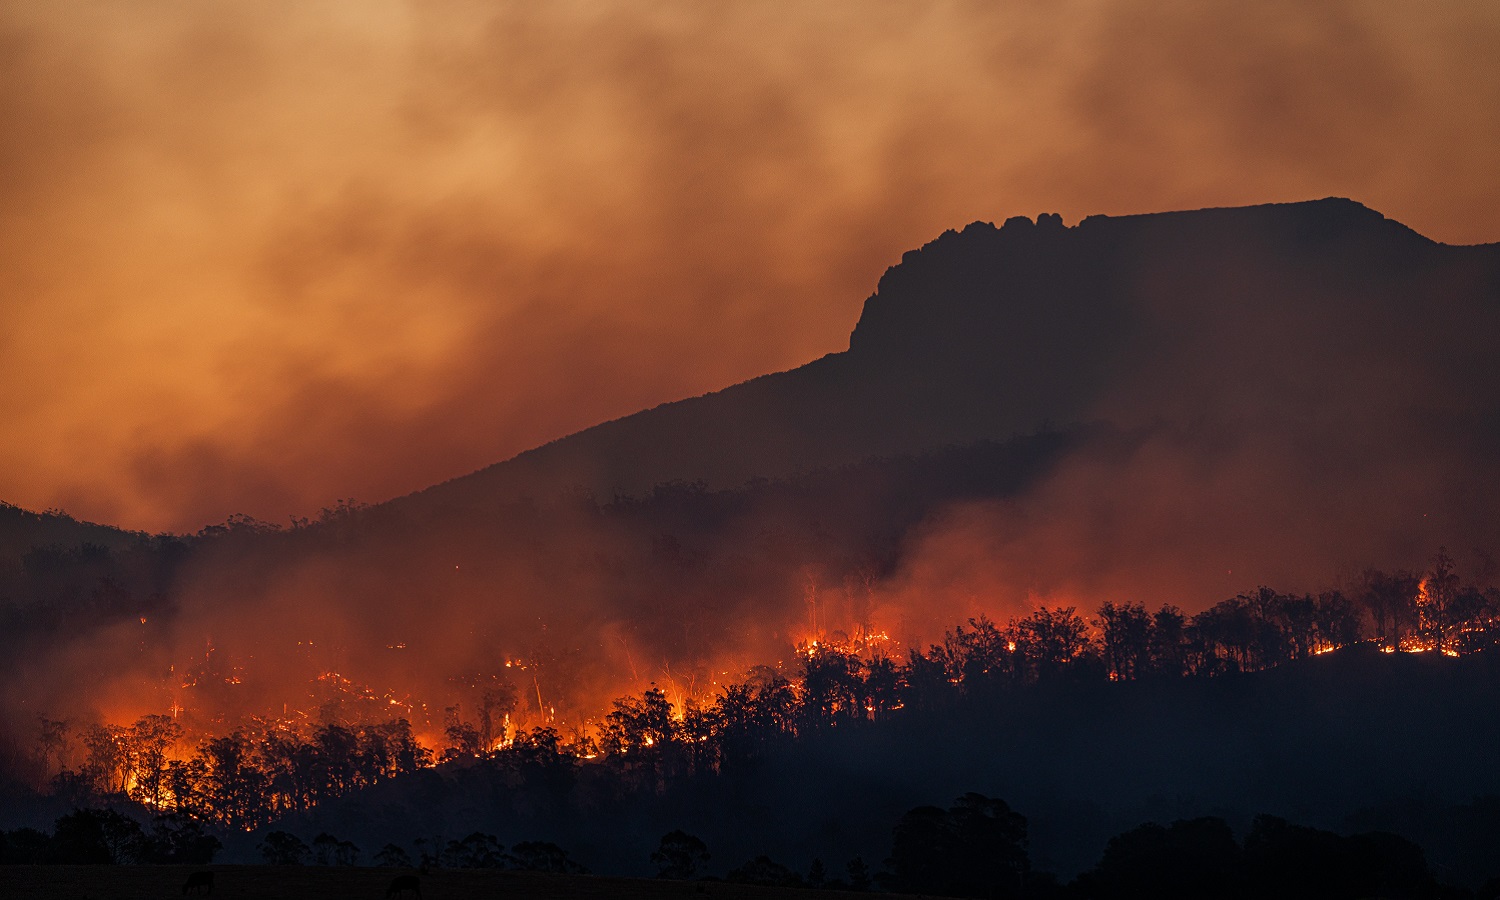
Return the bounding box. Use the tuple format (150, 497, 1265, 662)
(27, 565, 1495, 840)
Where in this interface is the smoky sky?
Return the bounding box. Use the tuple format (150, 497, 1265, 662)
(2, 1, 1499, 533)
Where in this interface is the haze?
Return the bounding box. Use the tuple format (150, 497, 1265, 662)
(3, 1, 1498, 532)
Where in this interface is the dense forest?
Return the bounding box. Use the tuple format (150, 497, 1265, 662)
(5, 423, 1490, 742)
(4, 541, 1500, 893)
(7, 542, 1497, 827)
(6, 426, 1500, 892)
(6, 186, 1500, 900)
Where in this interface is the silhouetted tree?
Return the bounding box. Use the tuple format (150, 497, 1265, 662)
(600, 687, 675, 755)
(680, 699, 721, 772)
(443, 832, 504, 868)
(1313, 590, 1362, 651)
(710, 682, 761, 767)
(1011, 607, 1093, 682)
(1097, 602, 1152, 680)
(1359, 569, 1419, 650)
(311, 831, 358, 865)
(162, 756, 207, 818)
(727, 855, 801, 887)
(509, 840, 586, 874)
(374, 843, 413, 867)
(129, 714, 181, 812)
(885, 793, 1028, 898)
(1077, 817, 1240, 900)
(938, 617, 1012, 690)
(1274, 592, 1320, 659)
(846, 856, 872, 891)
(259, 830, 310, 865)
(864, 654, 905, 719)
(905, 648, 956, 709)
(35, 717, 71, 775)
(750, 668, 799, 735)
(0, 827, 51, 864)
(652, 829, 710, 879)
(807, 857, 826, 887)
(1243, 814, 1433, 900)
(49, 809, 143, 864)
(449, 673, 519, 751)
(1191, 596, 1258, 672)
(1148, 605, 1188, 677)
(440, 707, 483, 763)
(141, 813, 219, 864)
(1420, 548, 1463, 652)
(80, 724, 129, 797)
(201, 732, 268, 829)
(510, 726, 577, 796)
(800, 642, 864, 729)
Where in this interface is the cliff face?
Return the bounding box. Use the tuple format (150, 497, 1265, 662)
(398, 198, 1500, 515)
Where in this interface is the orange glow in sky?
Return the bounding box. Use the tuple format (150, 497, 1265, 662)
(3, 2, 1498, 532)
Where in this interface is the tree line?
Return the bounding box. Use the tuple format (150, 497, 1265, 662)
(36, 718, 431, 832)
(6, 796, 1483, 900)
(16, 549, 1498, 831)
(688, 795, 1463, 899)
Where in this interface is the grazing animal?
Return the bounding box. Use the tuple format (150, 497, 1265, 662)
(182, 870, 214, 896)
(386, 874, 421, 898)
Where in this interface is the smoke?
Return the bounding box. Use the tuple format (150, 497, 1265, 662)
(2, 2, 1500, 773)
(1, 1, 1497, 532)
(867, 207, 1500, 635)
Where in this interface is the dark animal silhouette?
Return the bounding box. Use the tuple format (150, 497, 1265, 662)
(182, 870, 214, 896)
(386, 874, 421, 898)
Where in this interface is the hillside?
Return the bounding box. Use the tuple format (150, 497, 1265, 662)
(0, 503, 151, 570)
(249, 646, 1500, 886)
(398, 198, 1500, 518)
(6, 198, 1500, 847)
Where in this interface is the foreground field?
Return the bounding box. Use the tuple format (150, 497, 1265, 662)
(0, 866, 894, 900)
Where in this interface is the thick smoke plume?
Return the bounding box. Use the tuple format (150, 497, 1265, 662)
(9, 201, 1500, 757)
(2, 2, 1499, 531)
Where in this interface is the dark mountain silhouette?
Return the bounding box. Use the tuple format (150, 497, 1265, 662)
(397, 198, 1500, 518)
(8, 200, 1500, 894)
(0, 503, 150, 562)
(8, 197, 1500, 745)
(0, 504, 172, 645)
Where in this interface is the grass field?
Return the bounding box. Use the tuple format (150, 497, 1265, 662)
(0, 866, 903, 900)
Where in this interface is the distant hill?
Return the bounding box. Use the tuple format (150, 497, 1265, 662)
(6, 197, 1500, 792)
(397, 198, 1500, 519)
(0, 502, 149, 562)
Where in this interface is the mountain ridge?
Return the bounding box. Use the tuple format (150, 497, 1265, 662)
(393, 196, 1500, 519)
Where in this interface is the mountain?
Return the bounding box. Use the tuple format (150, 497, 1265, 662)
(8, 198, 1500, 892)
(0, 503, 150, 560)
(398, 198, 1500, 519)
(0, 503, 162, 609)
(6, 197, 1500, 786)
